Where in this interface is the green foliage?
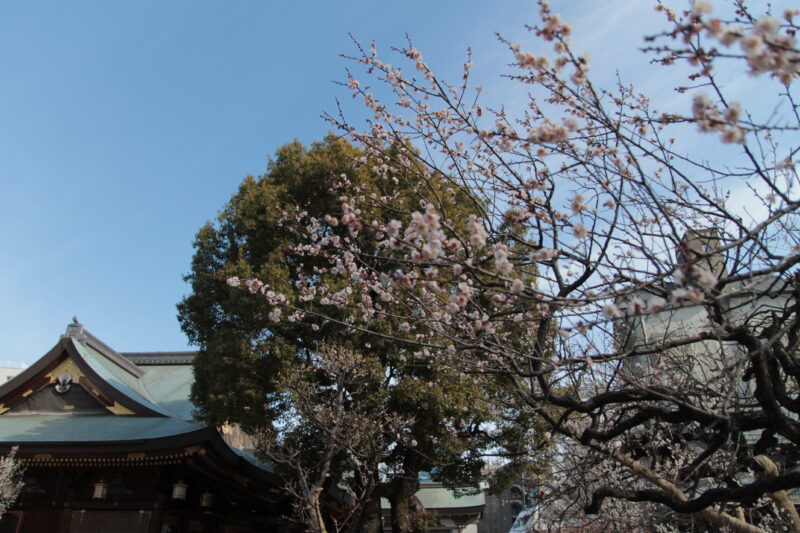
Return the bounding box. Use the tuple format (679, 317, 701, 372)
(180, 136, 372, 428)
(178, 135, 546, 521)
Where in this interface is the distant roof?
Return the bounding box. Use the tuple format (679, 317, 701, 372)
(0, 361, 28, 370)
(122, 352, 197, 365)
(381, 475, 485, 512)
(415, 485, 484, 510)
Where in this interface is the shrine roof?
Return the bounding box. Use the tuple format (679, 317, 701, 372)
(414, 485, 485, 510)
(74, 340, 175, 417)
(0, 321, 273, 477)
(0, 415, 203, 443)
(381, 474, 485, 512)
(132, 363, 195, 421)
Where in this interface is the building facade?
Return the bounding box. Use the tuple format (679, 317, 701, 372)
(0, 322, 289, 533)
(381, 473, 484, 533)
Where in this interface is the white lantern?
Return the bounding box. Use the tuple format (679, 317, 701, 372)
(92, 480, 108, 500)
(200, 492, 214, 508)
(171, 480, 188, 501)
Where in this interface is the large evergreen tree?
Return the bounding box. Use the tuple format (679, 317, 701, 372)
(178, 136, 541, 533)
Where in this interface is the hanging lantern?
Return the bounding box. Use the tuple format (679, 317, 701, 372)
(171, 480, 188, 501)
(200, 491, 214, 508)
(92, 480, 108, 500)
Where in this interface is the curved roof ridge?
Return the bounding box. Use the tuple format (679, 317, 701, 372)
(62, 322, 144, 379)
(72, 341, 172, 417)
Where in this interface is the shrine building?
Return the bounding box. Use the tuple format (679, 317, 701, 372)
(0, 321, 289, 533)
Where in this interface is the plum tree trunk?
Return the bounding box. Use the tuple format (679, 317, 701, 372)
(355, 487, 383, 533)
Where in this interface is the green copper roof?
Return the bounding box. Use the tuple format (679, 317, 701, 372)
(0, 415, 202, 443)
(381, 483, 484, 511)
(415, 485, 484, 509)
(0, 323, 276, 480)
(136, 364, 195, 421)
(231, 445, 276, 473)
(74, 341, 173, 417)
(76, 341, 196, 421)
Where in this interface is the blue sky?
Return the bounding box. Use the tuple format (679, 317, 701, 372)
(0, 1, 786, 363)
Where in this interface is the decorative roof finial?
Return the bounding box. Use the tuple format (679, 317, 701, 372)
(62, 317, 86, 342)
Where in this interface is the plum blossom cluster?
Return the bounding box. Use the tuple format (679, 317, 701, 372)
(467, 214, 487, 249)
(385, 203, 459, 263)
(227, 276, 288, 323)
(691, 92, 744, 143)
(653, 2, 799, 85)
(708, 11, 800, 84)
